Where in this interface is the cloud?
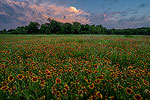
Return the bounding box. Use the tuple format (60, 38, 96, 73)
(50, 0, 77, 6)
(68, 6, 79, 14)
(89, 11, 125, 25)
(119, 16, 150, 23)
(0, 12, 9, 16)
(27, 2, 90, 23)
(0, 0, 90, 30)
(138, 3, 147, 8)
(89, 10, 150, 29)
(0, 0, 149, 30)
(116, 16, 150, 28)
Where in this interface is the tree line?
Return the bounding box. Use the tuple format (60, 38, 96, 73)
(0, 18, 150, 35)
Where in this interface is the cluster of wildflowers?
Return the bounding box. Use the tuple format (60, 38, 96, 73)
(0, 35, 150, 99)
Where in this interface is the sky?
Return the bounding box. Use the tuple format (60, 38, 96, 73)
(0, 0, 150, 30)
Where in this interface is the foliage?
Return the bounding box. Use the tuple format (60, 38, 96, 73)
(1, 18, 150, 35)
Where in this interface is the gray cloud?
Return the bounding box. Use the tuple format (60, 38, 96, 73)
(89, 11, 150, 29)
(114, 16, 150, 29)
(138, 3, 147, 8)
(0, 0, 89, 30)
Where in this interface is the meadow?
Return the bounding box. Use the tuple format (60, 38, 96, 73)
(0, 35, 150, 100)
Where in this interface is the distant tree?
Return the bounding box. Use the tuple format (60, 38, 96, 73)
(60, 23, 73, 34)
(40, 23, 50, 34)
(27, 22, 40, 34)
(1, 18, 150, 35)
(47, 18, 62, 34)
(110, 28, 116, 35)
(89, 25, 96, 34)
(0, 29, 7, 34)
(72, 22, 81, 34)
(14, 26, 28, 34)
(80, 24, 90, 34)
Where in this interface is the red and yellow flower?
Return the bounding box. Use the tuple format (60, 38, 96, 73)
(78, 90, 84, 96)
(17, 74, 24, 80)
(117, 85, 124, 89)
(46, 75, 52, 79)
(126, 87, 133, 95)
(96, 91, 102, 98)
(94, 64, 98, 69)
(109, 96, 115, 100)
(32, 76, 38, 82)
(74, 71, 78, 76)
(56, 91, 61, 96)
(1, 86, 9, 91)
(89, 83, 94, 89)
(56, 78, 61, 84)
(134, 94, 142, 100)
(8, 75, 14, 82)
(94, 79, 101, 84)
(64, 83, 69, 90)
(142, 79, 149, 86)
(61, 88, 67, 94)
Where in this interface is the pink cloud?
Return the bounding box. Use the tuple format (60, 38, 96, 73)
(66, 6, 87, 15)
(50, 15, 89, 24)
(0, 12, 9, 16)
(146, 17, 150, 21)
(27, 2, 90, 24)
(3, 0, 26, 7)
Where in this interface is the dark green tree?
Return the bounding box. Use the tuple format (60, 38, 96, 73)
(61, 23, 73, 34)
(80, 24, 90, 34)
(1, 18, 150, 35)
(72, 22, 81, 34)
(27, 22, 40, 34)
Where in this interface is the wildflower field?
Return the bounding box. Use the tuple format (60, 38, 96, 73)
(0, 35, 150, 100)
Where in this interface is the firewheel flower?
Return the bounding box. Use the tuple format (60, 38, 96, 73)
(1, 86, 9, 91)
(56, 78, 61, 84)
(134, 94, 142, 100)
(61, 88, 67, 94)
(126, 87, 133, 95)
(96, 91, 102, 98)
(64, 83, 69, 90)
(94, 64, 98, 69)
(32, 76, 38, 82)
(109, 96, 115, 100)
(142, 79, 149, 86)
(17, 74, 24, 80)
(88, 83, 94, 89)
(8, 75, 14, 82)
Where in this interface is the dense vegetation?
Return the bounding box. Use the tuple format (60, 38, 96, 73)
(0, 18, 150, 35)
(0, 35, 150, 100)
